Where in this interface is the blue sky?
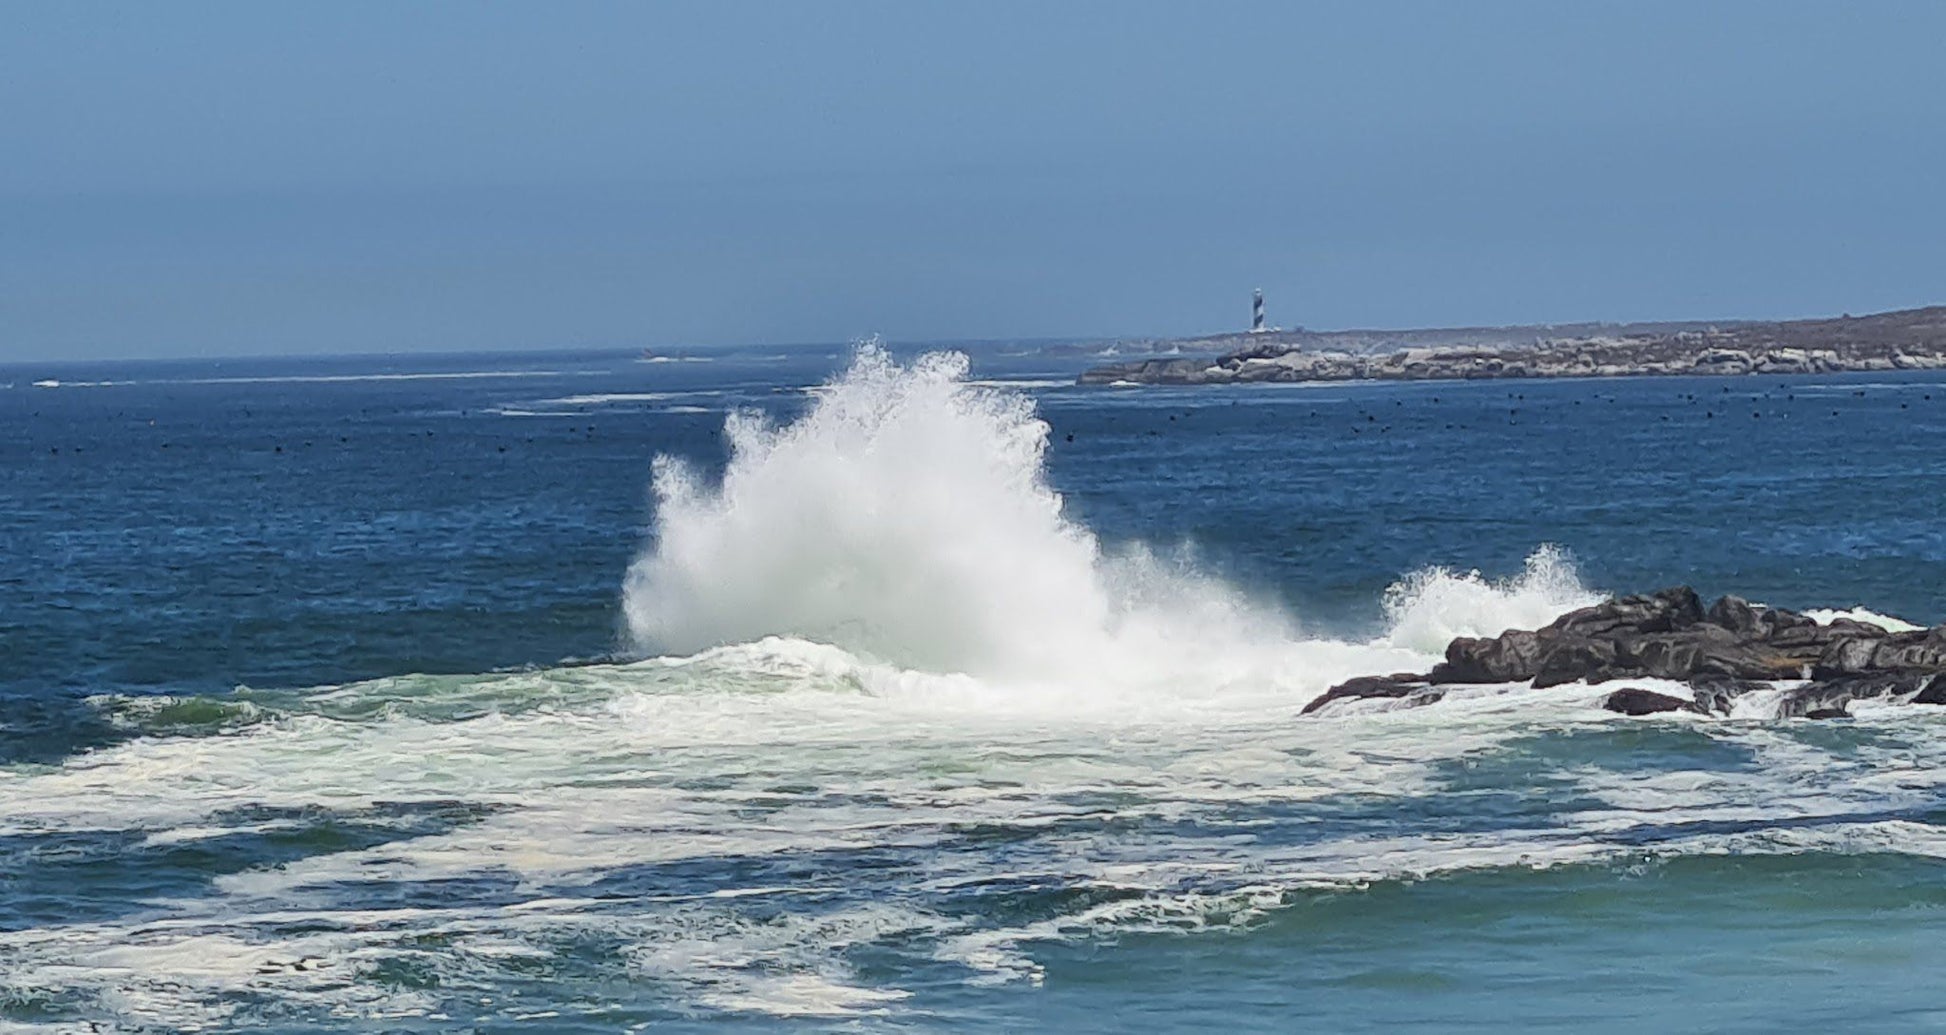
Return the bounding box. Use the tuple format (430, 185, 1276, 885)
(4, 1, 1944, 359)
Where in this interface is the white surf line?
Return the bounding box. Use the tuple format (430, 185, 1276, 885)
(28, 370, 605, 389)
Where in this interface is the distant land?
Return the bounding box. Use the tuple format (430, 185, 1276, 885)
(1078, 306, 1946, 386)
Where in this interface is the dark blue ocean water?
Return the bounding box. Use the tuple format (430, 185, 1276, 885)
(4, 347, 1946, 1031)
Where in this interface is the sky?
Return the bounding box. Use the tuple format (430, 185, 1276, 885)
(3, 1, 1944, 360)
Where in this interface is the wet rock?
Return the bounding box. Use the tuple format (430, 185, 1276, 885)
(1304, 585, 1946, 720)
(1703, 594, 1765, 637)
(1600, 688, 1695, 716)
(1532, 638, 1622, 688)
(1910, 673, 1946, 705)
(1426, 588, 1918, 689)
(1776, 681, 1866, 719)
(1775, 671, 1946, 717)
(1769, 618, 1878, 654)
(1869, 629, 1946, 672)
(1430, 630, 1545, 684)
(1301, 673, 1435, 715)
(1688, 678, 1771, 716)
(1816, 629, 1946, 677)
(1430, 633, 1524, 684)
(1545, 587, 1704, 639)
(1704, 595, 1821, 641)
(1621, 628, 1806, 682)
(1814, 636, 1883, 677)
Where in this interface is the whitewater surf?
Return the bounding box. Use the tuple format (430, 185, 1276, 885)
(7, 347, 1946, 1031)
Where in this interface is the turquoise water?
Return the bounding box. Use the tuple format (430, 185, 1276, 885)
(4, 346, 1946, 1031)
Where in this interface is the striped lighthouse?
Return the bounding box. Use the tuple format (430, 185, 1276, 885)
(1251, 288, 1266, 333)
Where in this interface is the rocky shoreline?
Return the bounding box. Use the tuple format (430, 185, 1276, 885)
(1306, 587, 1946, 719)
(1080, 306, 1946, 386)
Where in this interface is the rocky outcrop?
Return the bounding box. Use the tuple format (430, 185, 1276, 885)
(1600, 688, 1697, 716)
(1307, 587, 1946, 718)
(1079, 306, 1946, 386)
(1299, 673, 1440, 715)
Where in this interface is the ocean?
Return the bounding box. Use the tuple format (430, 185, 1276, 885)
(4, 344, 1946, 1032)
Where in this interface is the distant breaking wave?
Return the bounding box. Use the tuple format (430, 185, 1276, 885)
(31, 378, 136, 388)
(28, 370, 578, 389)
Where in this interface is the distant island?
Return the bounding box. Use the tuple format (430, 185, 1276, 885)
(1078, 306, 1946, 386)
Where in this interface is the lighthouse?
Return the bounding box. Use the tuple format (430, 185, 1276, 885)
(1251, 288, 1266, 333)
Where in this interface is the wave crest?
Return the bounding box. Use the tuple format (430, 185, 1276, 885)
(623, 346, 1294, 684)
(623, 345, 1598, 701)
(1380, 544, 1602, 653)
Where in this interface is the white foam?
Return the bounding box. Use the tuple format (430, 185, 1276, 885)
(965, 378, 1071, 389)
(30, 378, 134, 388)
(9, 643, 1946, 1023)
(8, 347, 1941, 1025)
(624, 345, 1320, 689)
(532, 392, 697, 406)
(1804, 607, 1924, 633)
(179, 370, 573, 385)
(1380, 544, 1603, 653)
(29, 371, 580, 390)
(625, 904, 930, 1016)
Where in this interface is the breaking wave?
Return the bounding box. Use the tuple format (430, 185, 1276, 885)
(10, 345, 1722, 1030)
(1381, 544, 1604, 654)
(622, 345, 1599, 704)
(626, 347, 1269, 686)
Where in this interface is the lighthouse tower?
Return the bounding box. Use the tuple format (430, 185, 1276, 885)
(1250, 288, 1266, 333)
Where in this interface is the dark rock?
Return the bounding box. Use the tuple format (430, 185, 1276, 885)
(1803, 707, 1850, 720)
(1870, 629, 1946, 672)
(1814, 636, 1883, 677)
(1689, 678, 1770, 716)
(1769, 618, 1878, 654)
(1427, 588, 1890, 689)
(1759, 611, 1823, 641)
(1910, 673, 1946, 705)
(1621, 628, 1806, 682)
(1616, 629, 1716, 678)
(1302, 673, 1436, 715)
(1532, 638, 1622, 688)
(1705, 595, 1824, 642)
(1303, 584, 1946, 721)
(1704, 595, 1765, 637)
(1545, 587, 1704, 639)
(1601, 688, 1695, 716)
(1776, 682, 1861, 719)
(1820, 617, 1891, 639)
(1810, 671, 1931, 702)
(1816, 629, 1946, 677)
(1431, 630, 1544, 684)
(1776, 671, 1946, 717)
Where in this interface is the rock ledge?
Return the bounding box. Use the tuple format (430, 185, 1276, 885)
(1307, 588, 1946, 718)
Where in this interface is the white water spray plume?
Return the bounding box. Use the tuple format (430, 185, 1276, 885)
(624, 345, 1599, 699)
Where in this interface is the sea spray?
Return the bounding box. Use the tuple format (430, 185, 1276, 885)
(1380, 544, 1604, 654)
(624, 345, 1600, 695)
(624, 346, 1118, 678)
(624, 345, 1317, 687)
